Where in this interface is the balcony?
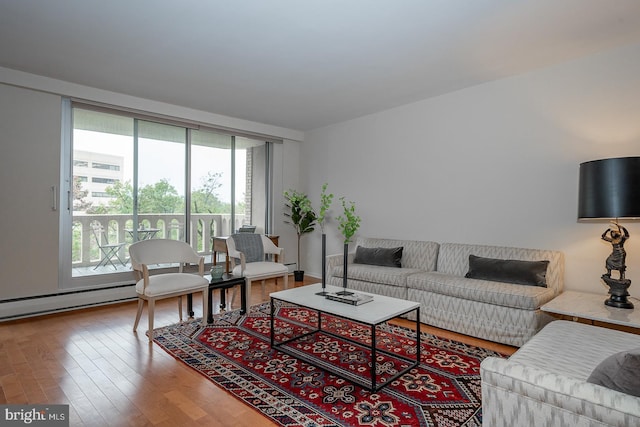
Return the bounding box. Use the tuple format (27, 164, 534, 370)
(73, 213, 245, 276)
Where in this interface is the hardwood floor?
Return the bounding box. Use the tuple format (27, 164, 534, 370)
(0, 277, 516, 426)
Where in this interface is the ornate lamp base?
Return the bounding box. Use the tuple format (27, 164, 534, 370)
(602, 275, 634, 309)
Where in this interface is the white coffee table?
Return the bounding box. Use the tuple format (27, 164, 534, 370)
(541, 290, 640, 333)
(270, 283, 421, 391)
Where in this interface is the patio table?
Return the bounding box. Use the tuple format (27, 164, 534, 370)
(125, 228, 160, 241)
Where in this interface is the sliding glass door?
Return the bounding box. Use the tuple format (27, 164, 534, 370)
(62, 104, 272, 289)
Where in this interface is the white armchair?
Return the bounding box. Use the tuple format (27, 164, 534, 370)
(129, 239, 209, 342)
(481, 321, 640, 426)
(226, 234, 288, 303)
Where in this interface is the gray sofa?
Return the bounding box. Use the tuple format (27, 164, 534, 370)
(327, 237, 565, 347)
(481, 321, 640, 426)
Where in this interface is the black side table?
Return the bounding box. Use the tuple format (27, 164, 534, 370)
(187, 273, 246, 323)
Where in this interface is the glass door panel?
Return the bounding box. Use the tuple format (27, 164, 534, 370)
(235, 137, 268, 234)
(191, 130, 232, 256)
(71, 109, 134, 278)
(135, 120, 186, 243)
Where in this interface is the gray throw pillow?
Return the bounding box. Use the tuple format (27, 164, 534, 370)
(353, 246, 403, 268)
(587, 348, 640, 397)
(465, 254, 549, 287)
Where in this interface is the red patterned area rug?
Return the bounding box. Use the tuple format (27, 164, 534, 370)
(153, 302, 504, 427)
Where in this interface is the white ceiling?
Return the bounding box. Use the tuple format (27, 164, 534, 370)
(2, 1, 640, 131)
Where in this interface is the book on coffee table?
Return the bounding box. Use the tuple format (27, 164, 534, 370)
(325, 292, 374, 306)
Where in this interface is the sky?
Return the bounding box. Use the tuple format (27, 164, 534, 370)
(74, 129, 245, 203)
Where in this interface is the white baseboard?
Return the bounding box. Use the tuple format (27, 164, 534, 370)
(285, 263, 297, 273)
(0, 285, 137, 322)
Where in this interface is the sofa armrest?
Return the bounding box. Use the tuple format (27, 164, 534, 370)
(481, 357, 640, 427)
(326, 252, 355, 273)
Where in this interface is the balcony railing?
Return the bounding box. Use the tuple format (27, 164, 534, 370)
(73, 213, 246, 268)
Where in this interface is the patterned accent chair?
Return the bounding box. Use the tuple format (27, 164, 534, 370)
(226, 234, 288, 303)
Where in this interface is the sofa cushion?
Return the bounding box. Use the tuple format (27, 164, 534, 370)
(354, 246, 403, 267)
(332, 264, 424, 287)
(406, 271, 555, 309)
(587, 348, 640, 397)
(465, 255, 549, 287)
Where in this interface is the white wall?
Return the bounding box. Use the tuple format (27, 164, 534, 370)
(302, 42, 640, 296)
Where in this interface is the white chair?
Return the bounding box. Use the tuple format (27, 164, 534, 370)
(226, 234, 288, 303)
(129, 239, 209, 342)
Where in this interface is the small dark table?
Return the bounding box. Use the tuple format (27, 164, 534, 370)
(187, 273, 246, 323)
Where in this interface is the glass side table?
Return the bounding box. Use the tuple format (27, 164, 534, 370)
(187, 273, 246, 323)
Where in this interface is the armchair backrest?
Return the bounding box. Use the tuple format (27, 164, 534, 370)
(229, 233, 264, 262)
(129, 239, 203, 272)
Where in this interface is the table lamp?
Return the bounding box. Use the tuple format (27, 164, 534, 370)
(578, 156, 640, 309)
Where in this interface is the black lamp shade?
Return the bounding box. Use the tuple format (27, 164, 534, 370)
(578, 157, 640, 219)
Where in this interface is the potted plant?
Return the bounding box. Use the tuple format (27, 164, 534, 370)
(284, 189, 317, 281)
(315, 183, 334, 295)
(336, 197, 361, 295)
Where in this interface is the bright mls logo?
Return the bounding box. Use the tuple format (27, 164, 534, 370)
(1, 405, 69, 426)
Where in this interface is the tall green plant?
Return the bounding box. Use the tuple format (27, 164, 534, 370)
(316, 183, 334, 233)
(336, 197, 361, 244)
(315, 183, 334, 292)
(284, 190, 317, 270)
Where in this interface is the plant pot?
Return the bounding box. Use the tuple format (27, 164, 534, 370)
(293, 270, 305, 282)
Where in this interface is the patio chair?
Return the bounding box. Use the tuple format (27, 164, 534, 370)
(226, 233, 288, 303)
(129, 239, 209, 342)
(91, 222, 126, 270)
